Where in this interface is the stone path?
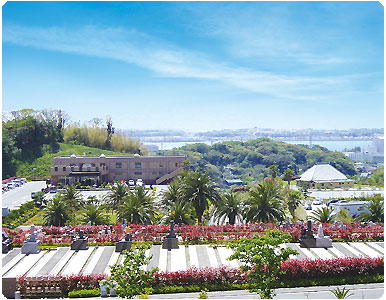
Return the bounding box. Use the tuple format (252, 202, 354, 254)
(2, 242, 383, 278)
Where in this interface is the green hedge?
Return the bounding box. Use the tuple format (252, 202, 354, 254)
(152, 274, 384, 294)
(68, 289, 101, 298)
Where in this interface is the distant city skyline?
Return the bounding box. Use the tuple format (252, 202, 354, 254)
(2, 2, 384, 131)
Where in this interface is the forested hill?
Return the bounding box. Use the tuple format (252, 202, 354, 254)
(161, 138, 356, 183)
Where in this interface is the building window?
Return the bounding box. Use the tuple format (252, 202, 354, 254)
(175, 162, 178, 167)
(116, 172, 123, 176)
(116, 163, 122, 169)
(159, 171, 166, 175)
(71, 167, 74, 171)
(55, 167, 58, 172)
(91, 163, 95, 167)
(135, 172, 142, 175)
(152, 171, 157, 175)
(160, 163, 164, 168)
(135, 163, 142, 169)
(63, 167, 66, 171)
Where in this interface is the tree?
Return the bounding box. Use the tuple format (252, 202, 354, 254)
(269, 164, 278, 178)
(285, 189, 303, 219)
(180, 171, 220, 223)
(106, 181, 129, 210)
(60, 185, 82, 209)
(244, 178, 285, 223)
(310, 207, 336, 223)
(42, 195, 70, 226)
(161, 179, 182, 206)
(214, 193, 244, 225)
(229, 229, 298, 299)
(108, 244, 155, 298)
(2, 129, 20, 179)
(356, 198, 384, 223)
(104, 116, 115, 150)
(283, 169, 294, 185)
(81, 205, 108, 225)
(164, 200, 195, 225)
(118, 187, 155, 224)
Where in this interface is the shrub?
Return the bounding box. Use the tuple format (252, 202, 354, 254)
(68, 289, 100, 298)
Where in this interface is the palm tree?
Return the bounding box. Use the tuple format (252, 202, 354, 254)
(60, 184, 82, 208)
(214, 193, 244, 225)
(106, 181, 129, 210)
(42, 195, 70, 226)
(118, 186, 155, 224)
(244, 178, 285, 223)
(80, 205, 108, 225)
(180, 171, 220, 223)
(164, 200, 195, 225)
(310, 207, 336, 223)
(161, 178, 182, 206)
(285, 189, 303, 219)
(356, 198, 384, 223)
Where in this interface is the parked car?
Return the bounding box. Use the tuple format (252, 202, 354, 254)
(327, 199, 348, 206)
(49, 186, 57, 193)
(304, 202, 312, 210)
(136, 179, 143, 187)
(128, 180, 135, 186)
(7, 183, 15, 189)
(312, 199, 323, 205)
(11, 180, 21, 187)
(20, 178, 27, 184)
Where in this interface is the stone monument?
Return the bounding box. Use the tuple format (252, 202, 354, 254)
(21, 225, 40, 254)
(71, 230, 88, 250)
(300, 220, 332, 248)
(2, 231, 13, 254)
(315, 223, 332, 248)
(115, 226, 132, 252)
(162, 221, 179, 250)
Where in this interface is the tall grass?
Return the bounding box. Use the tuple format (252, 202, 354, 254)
(63, 123, 146, 154)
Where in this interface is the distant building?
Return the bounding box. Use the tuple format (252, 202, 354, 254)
(330, 201, 370, 217)
(50, 154, 187, 185)
(143, 144, 159, 153)
(296, 164, 354, 189)
(224, 179, 243, 186)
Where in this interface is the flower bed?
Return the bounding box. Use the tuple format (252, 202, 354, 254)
(16, 256, 383, 297)
(4, 222, 383, 246)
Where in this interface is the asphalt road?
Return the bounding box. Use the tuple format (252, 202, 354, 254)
(148, 283, 384, 299)
(2, 181, 47, 210)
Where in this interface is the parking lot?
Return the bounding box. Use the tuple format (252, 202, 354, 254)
(2, 181, 47, 210)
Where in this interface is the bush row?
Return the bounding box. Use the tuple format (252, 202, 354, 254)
(17, 256, 383, 297)
(5, 222, 383, 245)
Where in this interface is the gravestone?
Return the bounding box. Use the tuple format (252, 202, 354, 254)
(2, 231, 13, 254)
(315, 223, 332, 248)
(115, 227, 132, 252)
(21, 225, 40, 254)
(71, 230, 88, 250)
(300, 220, 332, 248)
(162, 221, 179, 250)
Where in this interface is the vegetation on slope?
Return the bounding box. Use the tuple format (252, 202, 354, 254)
(161, 138, 356, 184)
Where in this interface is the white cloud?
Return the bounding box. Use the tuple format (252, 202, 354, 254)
(3, 24, 369, 102)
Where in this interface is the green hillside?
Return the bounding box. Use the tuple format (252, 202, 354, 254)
(16, 143, 129, 178)
(161, 138, 356, 184)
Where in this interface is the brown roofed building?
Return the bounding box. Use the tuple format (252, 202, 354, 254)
(50, 154, 187, 186)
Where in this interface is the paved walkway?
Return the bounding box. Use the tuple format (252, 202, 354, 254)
(2, 242, 383, 279)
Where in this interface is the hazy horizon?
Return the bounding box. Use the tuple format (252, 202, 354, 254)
(3, 2, 384, 131)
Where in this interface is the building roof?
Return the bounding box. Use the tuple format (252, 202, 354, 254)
(298, 164, 348, 182)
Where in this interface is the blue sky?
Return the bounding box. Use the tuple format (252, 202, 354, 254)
(2, 1, 384, 131)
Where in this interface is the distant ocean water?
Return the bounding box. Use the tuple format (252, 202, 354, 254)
(146, 140, 372, 152)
